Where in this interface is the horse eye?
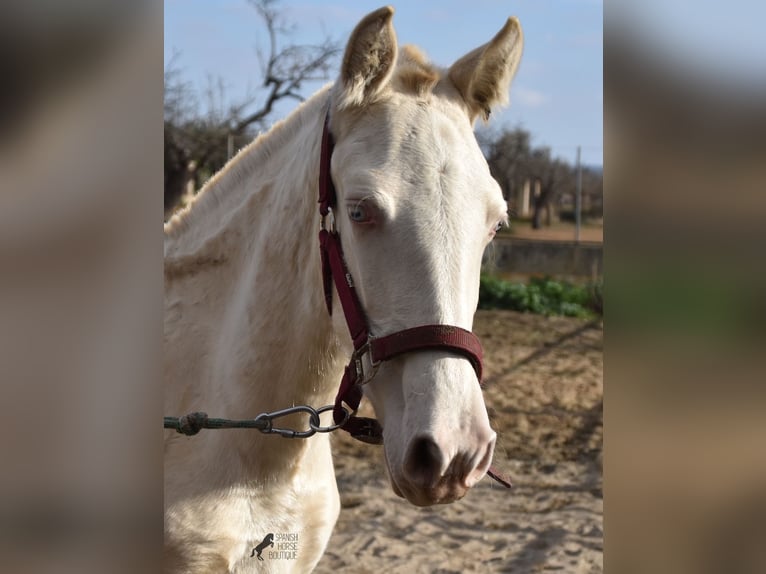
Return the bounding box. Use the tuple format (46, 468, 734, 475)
(348, 205, 368, 223)
(494, 221, 504, 233)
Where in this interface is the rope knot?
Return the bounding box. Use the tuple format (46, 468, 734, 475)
(178, 412, 208, 435)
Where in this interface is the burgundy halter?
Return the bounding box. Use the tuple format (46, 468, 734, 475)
(318, 112, 511, 488)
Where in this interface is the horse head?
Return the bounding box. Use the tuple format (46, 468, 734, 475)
(327, 7, 523, 506)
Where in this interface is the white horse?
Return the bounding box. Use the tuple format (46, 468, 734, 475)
(164, 6, 523, 573)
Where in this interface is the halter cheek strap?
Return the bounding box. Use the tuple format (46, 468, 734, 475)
(318, 112, 511, 489)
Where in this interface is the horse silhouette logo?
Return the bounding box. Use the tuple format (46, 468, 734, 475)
(250, 533, 275, 561)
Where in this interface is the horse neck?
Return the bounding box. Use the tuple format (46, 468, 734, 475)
(164, 86, 347, 421)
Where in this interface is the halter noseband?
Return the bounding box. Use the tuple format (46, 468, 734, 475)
(318, 112, 510, 488)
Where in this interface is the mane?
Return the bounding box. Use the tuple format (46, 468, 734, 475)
(163, 84, 332, 247)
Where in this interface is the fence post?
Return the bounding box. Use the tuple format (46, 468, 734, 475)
(575, 145, 582, 243)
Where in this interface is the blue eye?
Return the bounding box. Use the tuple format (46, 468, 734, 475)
(348, 204, 368, 223)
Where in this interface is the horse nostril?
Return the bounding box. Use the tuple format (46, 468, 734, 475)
(403, 436, 444, 489)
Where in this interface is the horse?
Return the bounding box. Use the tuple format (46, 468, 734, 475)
(163, 6, 523, 572)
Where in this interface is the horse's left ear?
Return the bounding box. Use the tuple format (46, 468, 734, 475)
(448, 17, 523, 123)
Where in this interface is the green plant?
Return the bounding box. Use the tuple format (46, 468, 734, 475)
(478, 275, 602, 318)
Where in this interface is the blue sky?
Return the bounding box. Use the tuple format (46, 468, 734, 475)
(165, 1, 603, 166)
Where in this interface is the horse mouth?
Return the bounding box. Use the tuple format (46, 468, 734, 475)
(385, 450, 470, 506)
(390, 475, 469, 506)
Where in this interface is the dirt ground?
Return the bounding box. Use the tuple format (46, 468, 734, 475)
(506, 221, 603, 243)
(315, 309, 603, 573)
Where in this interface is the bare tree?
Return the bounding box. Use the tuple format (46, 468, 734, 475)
(483, 127, 601, 229)
(164, 0, 341, 217)
(482, 127, 533, 206)
(527, 148, 572, 229)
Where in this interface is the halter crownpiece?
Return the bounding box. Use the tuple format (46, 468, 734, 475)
(317, 111, 511, 488)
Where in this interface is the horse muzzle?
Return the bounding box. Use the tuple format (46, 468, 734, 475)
(386, 429, 497, 506)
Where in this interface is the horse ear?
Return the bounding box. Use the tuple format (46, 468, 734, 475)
(336, 6, 398, 109)
(447, 17, 523, 123)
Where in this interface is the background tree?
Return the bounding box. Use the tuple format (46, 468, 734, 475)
(163, 0, 340, 218)
(527, 148, 572, 229)
(481, 127, 533, 207)
(482, 126, 602, 229)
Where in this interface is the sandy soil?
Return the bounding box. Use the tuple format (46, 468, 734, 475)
(315, 309, 603, 573)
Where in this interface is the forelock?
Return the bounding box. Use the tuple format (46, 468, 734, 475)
(393, 45, 440, 98)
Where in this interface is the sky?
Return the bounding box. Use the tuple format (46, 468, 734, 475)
(164, 0, 604, 167)
(608, 0, 766, 90)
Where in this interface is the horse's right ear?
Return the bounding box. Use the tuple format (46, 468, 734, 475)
(336, 6, 397, 109)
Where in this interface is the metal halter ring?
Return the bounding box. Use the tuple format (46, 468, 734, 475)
(309, 404, 350, 433)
